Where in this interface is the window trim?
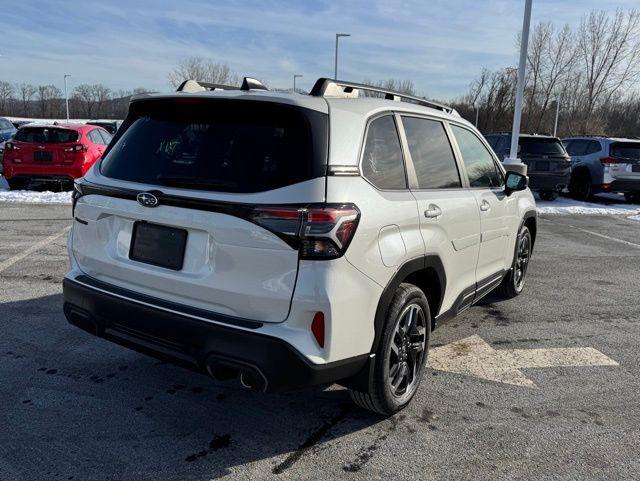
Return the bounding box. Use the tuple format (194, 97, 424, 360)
(447, 121, 505, 190)
(395, 113, 465, 192)
(358, 112, 410, 192)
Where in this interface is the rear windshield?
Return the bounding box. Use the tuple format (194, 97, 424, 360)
(100, 99, 328, 193)
(519, 138, 566, 156)
(610, 142, 640, 160)
(15, 127, 79, 143)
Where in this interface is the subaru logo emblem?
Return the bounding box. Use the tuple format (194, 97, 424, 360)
(137, 192, 159, 208)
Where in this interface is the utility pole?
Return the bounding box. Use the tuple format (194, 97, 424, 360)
(505, 0, 533, 169)
(293, 74, 303, 93)
(553, 96, 561, 137)
(334, 33, 350, 79)
(64, 74, 71, 121)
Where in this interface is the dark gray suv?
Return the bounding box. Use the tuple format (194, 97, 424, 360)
(485, 133, 571, 201)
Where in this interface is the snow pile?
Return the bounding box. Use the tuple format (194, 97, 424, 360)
(628, 214, 640, 221)
(537, 195, 640, 215)
(0, 177, 72, 204)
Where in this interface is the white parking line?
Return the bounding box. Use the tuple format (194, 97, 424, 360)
(568, 225, 640, 249)
(0, 226, 71, 274)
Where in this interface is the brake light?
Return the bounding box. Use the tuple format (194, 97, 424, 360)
(64, 144, 88, 152)
(5, 142, 18, 150)
(251, 204, 360, 260)
(600, 156, 617, 165)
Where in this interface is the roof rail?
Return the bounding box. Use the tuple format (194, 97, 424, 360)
(309, 78, 455, 115)
(176, 77, 269, 93)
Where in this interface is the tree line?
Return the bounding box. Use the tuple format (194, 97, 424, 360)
(453, 8, 640, 138)
(0, 82, 148, 119)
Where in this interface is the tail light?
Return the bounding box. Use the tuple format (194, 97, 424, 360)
(64, 144, 88, 152)
(251, 204, 360, 260)
(72, 182, 84, 216)
(600, 156, 617, 165)
(4, 142, 18, 150)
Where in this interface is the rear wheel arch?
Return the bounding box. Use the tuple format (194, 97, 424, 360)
(372, 256, 445, 353)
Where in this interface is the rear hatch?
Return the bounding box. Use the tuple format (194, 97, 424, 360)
(11, 127, 80, 166)
(519, 137, 570, 173)
(72, 97, 329, 323)
(607, 141, 640, 181)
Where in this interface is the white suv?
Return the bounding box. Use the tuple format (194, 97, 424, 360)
(63, 78, 537, 415)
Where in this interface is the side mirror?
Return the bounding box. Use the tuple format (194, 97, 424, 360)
(504, 171, 528, 195)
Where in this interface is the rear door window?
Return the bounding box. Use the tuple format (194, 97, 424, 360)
(98, 129, 112, 144)
(519, 138, 566, 156)
(402, 116, 461, 189)
(101, 99, 328, 193)
(361, 115, 407, 190)
(610, 142, 640, 160)
(451, 125, 502, 188)
(14, 127, 79, 143)
(88, 130, 104, 145)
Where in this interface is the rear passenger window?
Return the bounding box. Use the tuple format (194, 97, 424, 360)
(88, 130, 103, 144)
(98, 129, 112, 144)
(362, 115, 407, 190)
(451, 125, 502, 188)
(402, 117, 461, 189)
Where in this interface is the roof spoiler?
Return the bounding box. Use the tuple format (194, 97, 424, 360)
(176, 77, 268, 93)
(309, 78, 457, 115)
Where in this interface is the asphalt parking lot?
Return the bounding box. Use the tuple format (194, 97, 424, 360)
(1, 203, 639, 481)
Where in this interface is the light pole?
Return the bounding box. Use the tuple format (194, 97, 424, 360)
(64, 74, 71, 121)
(475, 103, 480, 128)
(293, 74, 303, 93)
(334, 33, 350, 80)
(553, 96, 561, 137)
(505, 0, 533, 171)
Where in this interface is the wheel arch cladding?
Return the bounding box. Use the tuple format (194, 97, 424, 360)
(522, 211, 537, 251)
(373, 256, 445, 351)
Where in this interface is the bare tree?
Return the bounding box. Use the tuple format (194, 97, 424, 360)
(36, 85, 62, 118)
(17, 83, 37, 117)
(360, 79, 418, 97)
(0, 81, 14, 115)
(72, 84, 97, 118)
(91, 84, 112, 118)
(577, 9, 640, 125)
(168, 57, 239, 88)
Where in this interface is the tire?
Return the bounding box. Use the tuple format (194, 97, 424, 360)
(568, 170, 592, 201)
(624, 192, 640, 204)
(496, 225, 532, 299)
(7, 178, 27, 191)
(349, 283, 431, 416)
(539, 190, 559, 201)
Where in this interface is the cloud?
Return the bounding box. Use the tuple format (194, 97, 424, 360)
(0, 0, 634, 99)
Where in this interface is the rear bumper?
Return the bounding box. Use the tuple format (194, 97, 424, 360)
(3, 163, 82, 181)
(62, 275, 368, 392)
(527, 172, 571, 191)
(603, 179, 640, 193)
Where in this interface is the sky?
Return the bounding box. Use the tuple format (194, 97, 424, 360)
(0, 0, 637, 100)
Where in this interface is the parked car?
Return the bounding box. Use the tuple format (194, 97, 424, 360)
(86, 120, 123, 135)
(3, 124, 112, 190)
(562, 136, 640, 202)
(63, 78, 536, 415)
(484, 133, 571, 200)
(0, 117, 17, 142)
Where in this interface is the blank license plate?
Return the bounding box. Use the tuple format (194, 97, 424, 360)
(536, 161, 550, 171)
(129, 222, 188, 271)
(34, 151, 53, 162)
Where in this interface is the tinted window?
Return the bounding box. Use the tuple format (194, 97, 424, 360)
(14, 127, 79, 143)
(98, 129, 112, 144)
(565, 139, 586, 156)
(451, 125, 502, 188)
(101, 99, 328, 193)
(610, 142, 640, 160)
(402, 117, 461, 189)
(585, 140, 601, 155)
(88, 130, 104, 144)
(361, 115, 406, 190)
(519, 137, 566, 155)
(484, 135, 499, 150)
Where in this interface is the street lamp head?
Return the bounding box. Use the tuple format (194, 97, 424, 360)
(336, 33, 351, 38)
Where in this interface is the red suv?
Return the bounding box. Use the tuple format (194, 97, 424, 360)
(3, 124, 112, 190)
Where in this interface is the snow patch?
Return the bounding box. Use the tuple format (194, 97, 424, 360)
(0, 177, 72, 204)
(628, 214, 640, 221)
(537, 195, 640, 215)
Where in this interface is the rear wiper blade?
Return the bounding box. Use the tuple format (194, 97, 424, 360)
(156, 176, 238, 190)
